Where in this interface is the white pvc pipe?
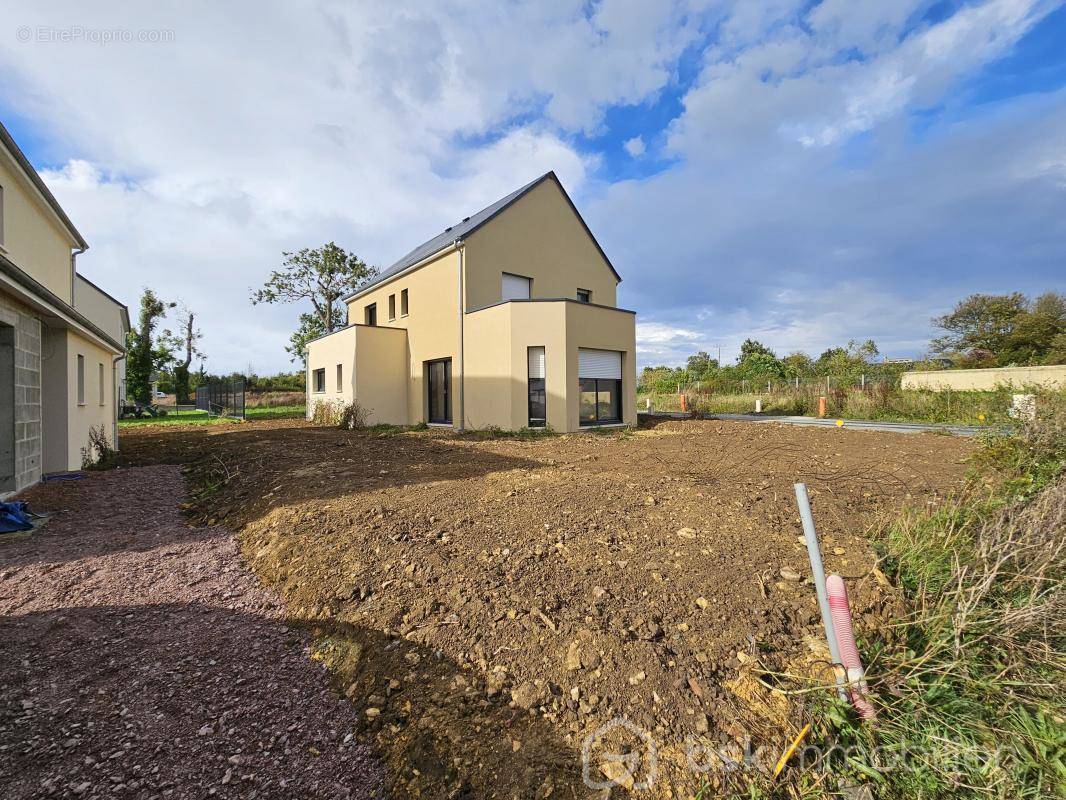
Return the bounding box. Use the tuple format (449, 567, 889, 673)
(795, 483, 848, 700)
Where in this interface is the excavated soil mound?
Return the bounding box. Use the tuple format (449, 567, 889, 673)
(119, 419, 973, 798)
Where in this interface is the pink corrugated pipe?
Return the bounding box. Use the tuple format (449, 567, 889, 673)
(826, 574, 876, 720)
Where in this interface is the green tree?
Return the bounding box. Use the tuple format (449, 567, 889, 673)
(126, 289, 176, 404)
(736, 339, 783, 379)
(685, 351, 718, 381)
(816, 339, 879, 382)
(999, 292, 1066, 365)
(930, 293, 1028, 359)
(286, 309, 334, 364)
(251, 242, 378, 362)
(738, 339, 776, 362)
(781, 351, 814, 379)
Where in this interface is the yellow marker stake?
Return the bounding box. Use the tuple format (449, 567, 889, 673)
(774, 722, 811, 777)
(835, 419, 844, 427)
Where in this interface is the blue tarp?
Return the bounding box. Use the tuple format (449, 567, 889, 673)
(0, 501, 35, 534)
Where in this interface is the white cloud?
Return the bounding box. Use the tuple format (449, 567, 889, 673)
(623, 136, 646, 157)
(2, 0, 1063, 375)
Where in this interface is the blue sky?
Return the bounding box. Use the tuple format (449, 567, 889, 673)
(1, 0, 1064, 372)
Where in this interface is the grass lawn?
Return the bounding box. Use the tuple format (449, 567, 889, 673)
(118, 405, 305, 427)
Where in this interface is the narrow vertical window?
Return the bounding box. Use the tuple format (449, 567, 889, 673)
(0, 184, 5, 247)
(313, 368, 325, 393)
(365, 303, 377, 326)
(527, 346, 546, 428)
(98, 362, 105, 405)
(388, 294, 396, 321)
(336, 363, 343, 392)
(77, 354, 85, 404)
(400, 288, 408, 316)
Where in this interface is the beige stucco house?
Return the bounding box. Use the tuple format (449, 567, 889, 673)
(1, 120, 127, 498)
(306, 172, 637, 432)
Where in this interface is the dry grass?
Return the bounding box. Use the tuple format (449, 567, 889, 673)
(246, 390, 304, 408)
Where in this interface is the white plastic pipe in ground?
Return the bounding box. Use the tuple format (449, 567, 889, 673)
(794, 483, 848, 700)
(827, 575, 876, 719)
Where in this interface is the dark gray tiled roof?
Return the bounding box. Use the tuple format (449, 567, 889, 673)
(344, 171, 619, 301)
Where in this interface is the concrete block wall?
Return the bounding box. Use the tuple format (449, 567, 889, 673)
(0, 290, 43, 495)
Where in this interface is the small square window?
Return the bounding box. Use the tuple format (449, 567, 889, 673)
(388, 294, 396, 320)
(400, 288, 408, 316)
(577, 288, 591, 303)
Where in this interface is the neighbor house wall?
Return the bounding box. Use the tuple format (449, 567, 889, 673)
(63, 330, 115, 470)
(0, 152, 76, 304)
(0, 289, 42, 496)
(901, 364, 1066, 392)
(343, 249, 460, 424)
(462, 178, 618, 311)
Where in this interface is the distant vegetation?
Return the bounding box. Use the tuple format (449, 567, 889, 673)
(639, 290, 1065, 398)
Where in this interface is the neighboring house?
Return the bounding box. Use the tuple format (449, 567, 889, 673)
(306, 172, 637, 432)
(74, 273, 132, 420)
(0, 120, 127, 498)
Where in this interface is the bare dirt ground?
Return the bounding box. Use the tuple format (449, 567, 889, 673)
(0, 466, 383, 800)
(113, 418, 974, 798)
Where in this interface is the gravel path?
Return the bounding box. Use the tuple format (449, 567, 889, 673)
(0, 466, 383, 800)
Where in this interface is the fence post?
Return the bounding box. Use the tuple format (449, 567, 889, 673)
(826, 375, 830, 394)
(861, 373, 866, 389)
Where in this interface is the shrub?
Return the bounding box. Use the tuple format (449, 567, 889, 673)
(310, 399, 370, 429)
(80, 424, 117, 470)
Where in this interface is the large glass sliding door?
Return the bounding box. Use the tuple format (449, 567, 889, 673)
(578, 348, 623, 426)
(427, 358, 451, 424)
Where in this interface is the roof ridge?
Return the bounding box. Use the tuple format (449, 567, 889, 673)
(342, 171, 557, 300)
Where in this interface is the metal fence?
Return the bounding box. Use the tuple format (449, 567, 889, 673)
(195, 379, 246, 418)
(639, 375, 896, 396)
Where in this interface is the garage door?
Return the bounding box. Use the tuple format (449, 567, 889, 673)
(578, 348, 621, 379)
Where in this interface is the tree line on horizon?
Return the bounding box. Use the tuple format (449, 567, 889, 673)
(640, 290, 1066, 393)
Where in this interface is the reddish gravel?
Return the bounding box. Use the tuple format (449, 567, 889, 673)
(0, 466, 383, 800)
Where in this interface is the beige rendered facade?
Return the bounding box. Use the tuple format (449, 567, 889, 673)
(0, 121, 126, 498)
(306, 172, 637, 432)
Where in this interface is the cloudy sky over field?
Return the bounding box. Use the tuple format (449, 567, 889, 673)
(1, 0, 1064, 372)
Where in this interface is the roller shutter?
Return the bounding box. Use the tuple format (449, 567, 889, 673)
(578, 348, 621, 379)
(527, 346, 545, 379)
(502, 272, 531, 300)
